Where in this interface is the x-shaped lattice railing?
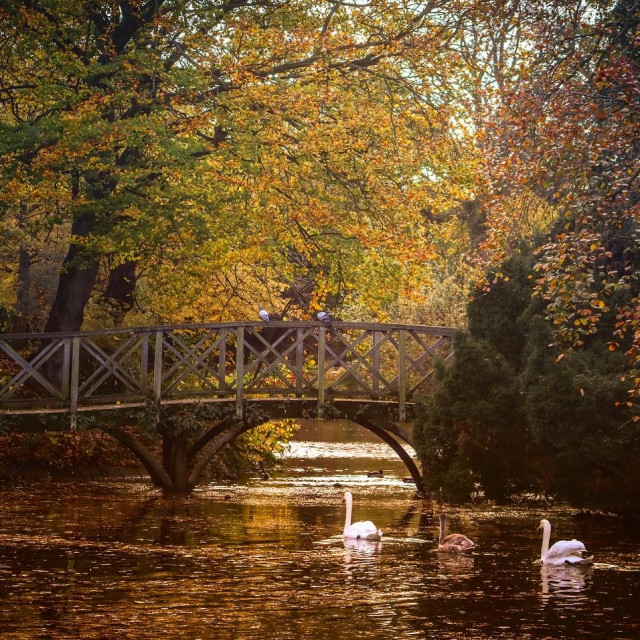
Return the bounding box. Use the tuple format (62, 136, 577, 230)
(0, 322, 455, 422)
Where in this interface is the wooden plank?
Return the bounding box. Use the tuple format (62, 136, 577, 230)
(236, 327, 244, 419)
(323, 340, 374, 393)
(0, 321, 456, 341)
(296, 327, 304, 396)
(70, 337, 80, 428)
(317, 327, 325, 418)
(243, 327, 312, 391)
(79, 335, 146, 397)
(323, 330, 393, 392)
(0, 339, 65, 399)
(219, 329, 227, 387)
(372, 330, 381, 395)
(242, 326, 297, 369)
(61, 338, 71, 400)
(154, 330, 163, 403)
(140, 333, 149, 390)
(161, 331, 224, 394)
(398, 330, 407, 422)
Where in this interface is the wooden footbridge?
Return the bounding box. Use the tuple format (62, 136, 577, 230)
(0, 321, 455, 493)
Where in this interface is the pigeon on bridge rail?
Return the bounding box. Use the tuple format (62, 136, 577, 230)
(316, 311, 332, 324)
(258, 306, 270, 323)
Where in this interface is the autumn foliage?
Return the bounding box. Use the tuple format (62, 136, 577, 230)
(0, 0, 477, 330)
(477, 0, 640, 413)
(415, 248, 639, 514)
(0, 2, 638, 488)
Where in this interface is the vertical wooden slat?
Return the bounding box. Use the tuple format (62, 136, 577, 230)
(61, 338, 71, 400)
(296, 328, 304, 396)
(372, 330, 381, 396)
(219, 328, 227, 388)
(70, 337, 80, 429)
(398, 329, 407, 422)
(140, 333, 149, 391)
(236, 327, 244, 419)
(317, 327, 326, 418)
(153, 330, 163, 404)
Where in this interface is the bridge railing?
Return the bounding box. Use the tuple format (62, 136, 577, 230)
(0, 322, 455, 423)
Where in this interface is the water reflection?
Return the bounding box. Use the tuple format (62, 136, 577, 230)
(540, 564, 591, 607)
(343, 538, 382, 555)
(342, 539, 382, 588)
(437, 552, 475, 578)
(0, 420, 638, 639)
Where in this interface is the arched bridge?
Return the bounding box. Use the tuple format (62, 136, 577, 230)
(0, 321, 455, 493)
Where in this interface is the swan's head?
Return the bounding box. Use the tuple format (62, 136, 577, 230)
(537, 518, 550, 531)
(343, 491, 352, 504)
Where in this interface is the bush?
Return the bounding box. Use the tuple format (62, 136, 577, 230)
(414, 241, 639, 515)
(415, 333, 538, 503)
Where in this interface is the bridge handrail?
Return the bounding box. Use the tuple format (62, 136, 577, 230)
(0, 321, 457, 341)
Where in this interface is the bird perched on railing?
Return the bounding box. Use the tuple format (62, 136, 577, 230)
(258, 306, 270, 323)
(317, 311, 332, 324)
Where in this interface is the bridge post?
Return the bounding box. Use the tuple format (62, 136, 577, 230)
(236, 326, 244, 419)
(317, 326, 325, 418)
(219, 328, 227, 384)
(296, 327, 304, 396)
(140, 333, 149, 389)
(398, 329, 407, 422)
(373, 330, 381, 396)
(70, 336, 80, 429)
(61, 338, 71, 401)
(153, 330, 163, 403)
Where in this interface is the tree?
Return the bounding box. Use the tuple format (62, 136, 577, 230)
(414, 241, 639, 513)
(0, 0, 483, 332)
(478, 0, 640, 412)
(414, 331, 535, 503)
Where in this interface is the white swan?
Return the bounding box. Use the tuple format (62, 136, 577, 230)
(438, 513, 475, 554)
(537, 519, 593, 565)
(343, 492, 382, 541)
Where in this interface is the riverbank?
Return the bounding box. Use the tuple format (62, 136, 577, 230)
(0, 462, 147, 483)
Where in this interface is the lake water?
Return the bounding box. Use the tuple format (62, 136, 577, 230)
(0, 420, 638, 639)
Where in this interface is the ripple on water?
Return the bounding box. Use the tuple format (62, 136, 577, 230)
(0, 435, 638, 639)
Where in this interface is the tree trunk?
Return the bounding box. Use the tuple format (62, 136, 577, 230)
(162, 431, 192, 493)
(14, 201, 36, 332)
(101, 426, 174, 489)
(102, 260, 137, 325)
(43, 238, 100, 333)
(45, 169, 101, 334)
(14, 247, 35, 333)
(42, 0, 164, 335)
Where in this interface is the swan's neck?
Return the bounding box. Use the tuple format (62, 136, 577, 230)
(343, 494, 353, 536)
(541, 521, 551, 559)
(439, 514, 447, 543)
